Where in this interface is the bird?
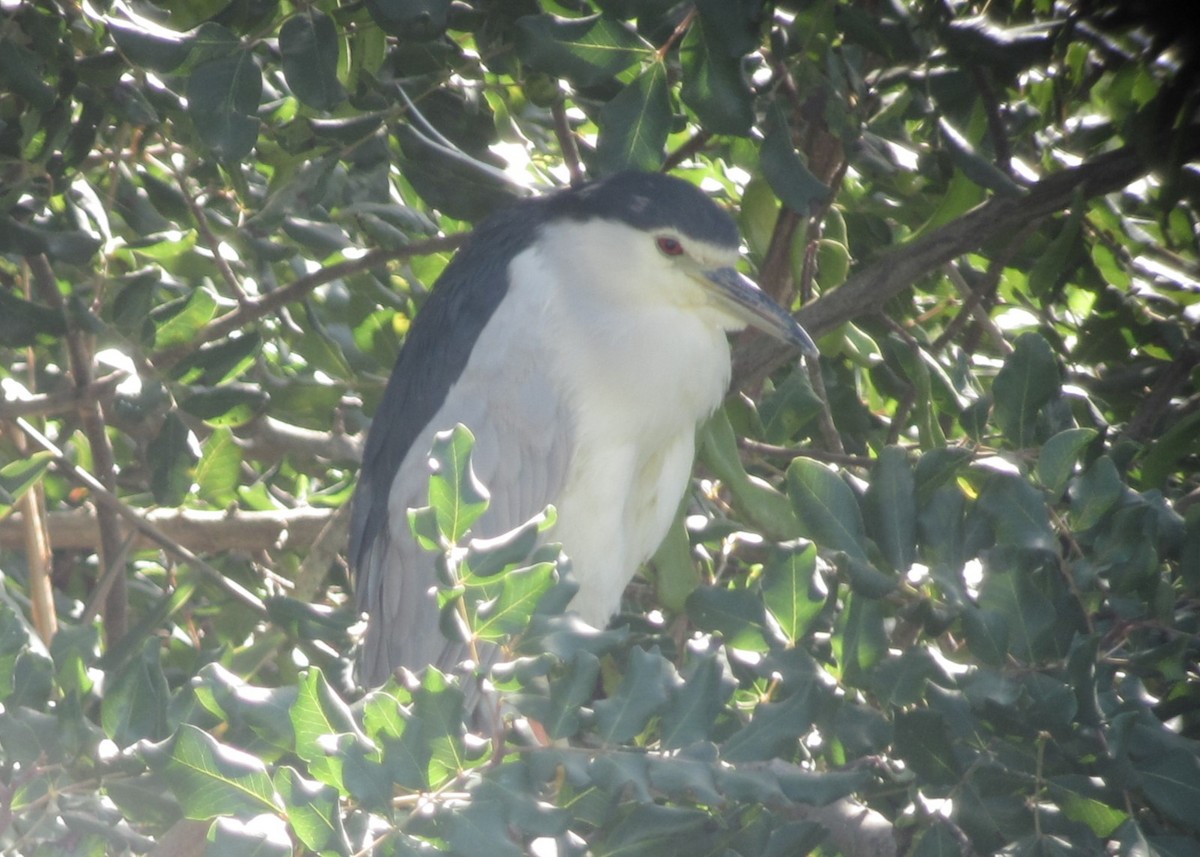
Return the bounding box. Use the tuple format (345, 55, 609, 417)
(349, 171, 818, 687)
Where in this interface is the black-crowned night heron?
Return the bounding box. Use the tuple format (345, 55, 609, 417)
(349, 171, 818, 686)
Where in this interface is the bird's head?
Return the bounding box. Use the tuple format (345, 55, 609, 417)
(543, 172, 819, 356)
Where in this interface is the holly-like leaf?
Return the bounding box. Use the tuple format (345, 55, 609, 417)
(141, 724, 283, 820)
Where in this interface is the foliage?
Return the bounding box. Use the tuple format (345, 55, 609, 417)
(1, 0, 1199, 855)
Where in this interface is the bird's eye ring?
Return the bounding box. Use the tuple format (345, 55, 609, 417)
(656, 236, 684, 256)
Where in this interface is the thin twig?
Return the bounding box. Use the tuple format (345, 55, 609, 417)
(28, 254, 129, 640)
(551, 99, 584, 185)
(14, 417, 268, 616)
(739, 437, 877, 469)
(176, 172, 248, 304)
(150, 235, 464, 370)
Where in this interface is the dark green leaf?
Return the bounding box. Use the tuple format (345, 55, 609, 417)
(787, 458, 868, 559)
(594, 646, 676, 744)
(993, 333, 1060, 448)
(279, 12, 344, 110)
(976, 472, 1058, 555)
(1069, 456, 1124, 531)
(1038, 428, 1098, 496)
(187, 51, 263, 160)
(679, 17, 753, 135)
(148, 412, 197, 506)
(595, 61, 671, 173)
(180, 384, 268, 427)
(100, 637, 169, 748)
(864, 446, 917, 571)
(660, 653, 734, 750)
(0, 289, 66, 347)
(686, 586, 773, 651)
(894, 709, 962, 786)
(760, 107, 831, 213)
(105, 17, 196, 72)
(721, 686, 817, 762)
(515, 14, 648, 88)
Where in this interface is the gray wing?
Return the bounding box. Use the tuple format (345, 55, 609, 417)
(353, 276, 574, 686)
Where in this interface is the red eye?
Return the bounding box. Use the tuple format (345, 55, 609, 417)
(656, 236, 684, 256)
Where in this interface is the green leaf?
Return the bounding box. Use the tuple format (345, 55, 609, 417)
(864, 446, 917, 571)
(1137, 752, 1200, 834)
(1038, 428, 1098, 496)
(0, 452, 52, 516)
(867, 648, 939, 707)
(660, 654, 734, 750)
(208, 815, 292, 857)
(893, 709, 962, 786)
(1069, 455, 1125, 531)
(760, 540, 824, 645)
(279, 11, 344, 111)
(699, 410, 799, 540)
(721, 685, 819, 762)
(470, 561, 556, 642)
(187, 51, 263, 160)
(193, 426, 242, 507)
(100, 637, 169, 748)
(0, 289, 66, 347)
(152, 286, 218, 349)
(180, 384, 268, 427)
(141, 724, 283, 820)
(1139, 409, 1200, 490)
(685, 586, 773, 651)
(595, 61, 671, 173)
(760, 106, 831, 213)
(191, 663, 298, 753)
(679, 16, 753, 135)
(976, 472, 1058, 555)
(105, 16, 196, 72)
(541, 650, 601, 740)
(428, 424, 490, 543)
(1028, 206, 1084, 296)
(148, 412, 197, 506)
(992, 333, 1060, 448)
(275, 766, 349, 857)
(962, 606, 1009, 666)
(411, 667, 466, 787)
(977, 566, 1058, 663)
(515, 14, 649, 88)
(836, 553, 898, 598)
(291, 669, 363, 764)
(594, 646, 676, 744)
(787, 458, 868, 559)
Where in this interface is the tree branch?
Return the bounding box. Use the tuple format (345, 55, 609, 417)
(0, 506, 334, 554)
(29, 254, 129, 640)
(732, 130, 1200, 388)
(150, 235, 465, 370)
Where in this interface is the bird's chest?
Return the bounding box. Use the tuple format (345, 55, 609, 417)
(555, 304, 733, 443)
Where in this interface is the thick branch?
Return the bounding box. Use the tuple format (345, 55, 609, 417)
(733, 130, 1200, 388)
(0, 506, 334, 553)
